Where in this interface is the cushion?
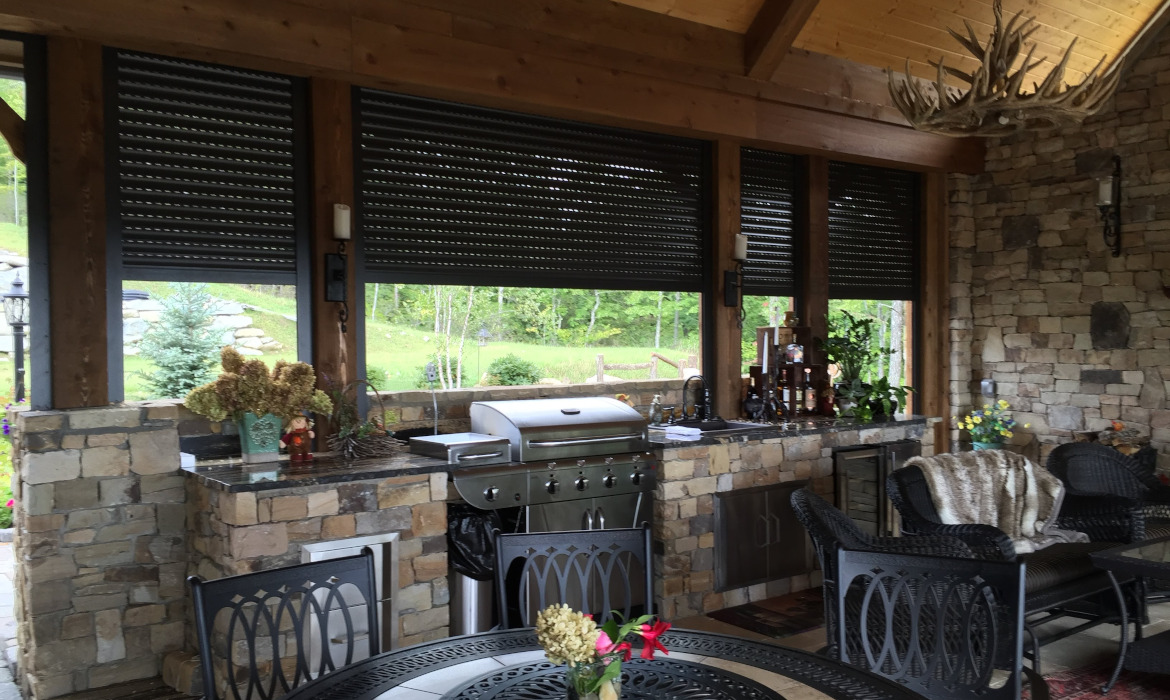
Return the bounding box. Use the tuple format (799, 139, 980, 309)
(1021, 541, 1115, 593)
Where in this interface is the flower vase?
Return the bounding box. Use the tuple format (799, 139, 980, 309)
(239, 412, 282, 463)
(565, 660, 621, 700)
(971, 441, 1004, 451)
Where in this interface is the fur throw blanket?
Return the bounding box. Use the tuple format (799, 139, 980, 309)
(905, 450, 1088, 554)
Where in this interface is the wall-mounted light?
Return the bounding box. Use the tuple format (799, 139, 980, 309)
(1097, 155, 1122, 257)
(326, 203, 351, 332)
(723, 234, 749, 328)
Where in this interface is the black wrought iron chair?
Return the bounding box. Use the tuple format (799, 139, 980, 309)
(837, 548, 1049, 700)
(1047, 442, 1170, 542)
(887, 462, 1134, 673)
(189, 548, 380, 700)
(789, 488, 978, 658)
(494, 525, 653, 628)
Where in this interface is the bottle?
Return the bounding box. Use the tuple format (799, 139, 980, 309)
(649, 395, 663, 425)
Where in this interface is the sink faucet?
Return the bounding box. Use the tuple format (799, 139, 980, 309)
(682, 375, 713, 421)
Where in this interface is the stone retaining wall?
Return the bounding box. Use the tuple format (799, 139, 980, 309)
(654, 421, 935, 620)
(11, 403, 187, 699)
(949, 27, 1170, 467)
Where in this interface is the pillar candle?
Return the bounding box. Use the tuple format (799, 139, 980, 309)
(733, 233, 749, 262)
(333, 203, 352, 240)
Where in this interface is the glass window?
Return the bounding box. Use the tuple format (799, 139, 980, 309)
(827, 299, 914, 409)
(365, 284, 701, 391)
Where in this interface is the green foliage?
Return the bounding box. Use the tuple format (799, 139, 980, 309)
(365, 365, 389, 390)
(137, 283, 221, 398)
(486, 353, 541, 386)
(835, 377, 912, 422)
(820, 310, 890, 384)
(412, 361, 469, 389)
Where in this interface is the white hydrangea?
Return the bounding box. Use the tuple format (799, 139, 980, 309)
(535, 604, 600, 666)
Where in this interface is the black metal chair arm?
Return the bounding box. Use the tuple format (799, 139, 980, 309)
(900, 519, 1017, 560)
(869, 534, 975, 558)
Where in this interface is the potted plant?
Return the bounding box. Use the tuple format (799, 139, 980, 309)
(819, 310, 884, 387)
(325, 379, 405, 460)
(956, 399, 1027, 450)
(185, 347, 333, 463)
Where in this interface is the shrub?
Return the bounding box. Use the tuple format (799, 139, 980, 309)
(487, 353, 542, 386)
(366, 365, 389, 390)
(138, 283, 221, 398)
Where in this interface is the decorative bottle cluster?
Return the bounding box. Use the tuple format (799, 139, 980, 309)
(743, 324, 825, 421)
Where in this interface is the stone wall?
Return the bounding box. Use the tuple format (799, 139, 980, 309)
(376, 378, 690, 434)
(653, 420, 935, 620)
(949, 28, 1170, 467)
(11, 404, 187, 699)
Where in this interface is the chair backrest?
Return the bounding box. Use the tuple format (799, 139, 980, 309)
(189, 547, 380, 700)
(886, 462, 946, 532)
(1046, 442, 1153, 498)
(494, 525, 653, 628)
(837, 548, 1041, 700)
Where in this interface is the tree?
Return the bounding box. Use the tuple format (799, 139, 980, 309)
(138, 283, 222, 398)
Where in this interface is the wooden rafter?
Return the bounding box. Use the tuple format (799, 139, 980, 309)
(0, 97, 23, 164)
(744, 0, 819, 80)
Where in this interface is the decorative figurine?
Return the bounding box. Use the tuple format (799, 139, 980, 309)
(280, 415, 315, 462)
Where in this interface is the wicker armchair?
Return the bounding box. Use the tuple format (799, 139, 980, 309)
(789, 488, 977, 659)
(886, 458, 1135, 673)
(1047, 442, 1170, 542)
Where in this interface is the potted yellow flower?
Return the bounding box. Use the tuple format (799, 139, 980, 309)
(955, 399, 1028, 450)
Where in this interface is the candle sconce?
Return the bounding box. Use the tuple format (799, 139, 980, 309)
(1097, 155, 1122, 257)
(723, 233, 749, 328)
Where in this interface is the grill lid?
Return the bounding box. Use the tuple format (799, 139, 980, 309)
(470, 397, 649, 462)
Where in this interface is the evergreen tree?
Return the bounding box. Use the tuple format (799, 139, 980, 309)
(138, 283, 221, 398)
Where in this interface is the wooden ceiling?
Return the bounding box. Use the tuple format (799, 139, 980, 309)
(615, 0, 1167, 87)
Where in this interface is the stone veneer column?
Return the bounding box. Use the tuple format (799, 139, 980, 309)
(11, 403, 187, 699)
(653, 422, 934, 620)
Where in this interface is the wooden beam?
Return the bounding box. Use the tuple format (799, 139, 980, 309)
(800, 156, 829, 374)
(710, 140, 742, 420)
(0, 0, 986, 173)
(0, 96, 22, 163)
(46, 37, 106, 408)
(309, 77, 356, 435)
(745, 0, 819, 81)
(920, 172, 950, 452)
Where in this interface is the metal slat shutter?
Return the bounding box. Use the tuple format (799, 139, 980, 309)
(111, 50, 299, 282)
(828, 161, 919, 300)
(740, 148, 799, 297)
(357, 89, 706, 292)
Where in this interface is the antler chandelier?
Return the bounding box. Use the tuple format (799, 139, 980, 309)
(888, 0, 1120, 137)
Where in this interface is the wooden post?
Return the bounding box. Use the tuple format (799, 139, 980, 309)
(920, 172, 950, 450)
(801, 156, 830, 392)
(47, 37, 107, 408)
(711, 140, 742, 419)
(309, 78, 356, 430)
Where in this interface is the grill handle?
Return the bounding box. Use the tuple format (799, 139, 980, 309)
(454, 451, 506, 462)
(526, 434, 643, 448)
(582, 508, 594, 531)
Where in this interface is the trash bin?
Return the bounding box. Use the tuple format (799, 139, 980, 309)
(447, 503, 502, 635)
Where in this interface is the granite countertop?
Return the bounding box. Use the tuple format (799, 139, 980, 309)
(181, 451, 453, 492)
(648, 414, 936, 447)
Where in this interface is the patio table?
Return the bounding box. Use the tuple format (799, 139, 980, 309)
(280, 627, 920, 700)
(1090, 534, 1170, 690)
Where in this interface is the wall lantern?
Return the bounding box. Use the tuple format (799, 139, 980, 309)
(326, 203, 351, 332)
(3, 274, 29, 403)
(1097, 155, 1122, 257)
(723, 233, 749, 328)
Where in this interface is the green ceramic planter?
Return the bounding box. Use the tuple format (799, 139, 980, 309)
(239, 412, 281, 463)
(971, 441, 1004, 451)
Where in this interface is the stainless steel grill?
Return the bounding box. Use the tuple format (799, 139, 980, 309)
(451, 397, 657, 524)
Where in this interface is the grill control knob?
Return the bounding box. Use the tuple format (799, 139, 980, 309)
(630, 471, 644, 486)
(575, 476, 589, 491)
(602, 474, 617, 488)
(483, 486, 500, 502)
(546, 478, 560, 495)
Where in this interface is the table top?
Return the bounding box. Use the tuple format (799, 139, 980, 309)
(281, 628, 920, 700)
(1090, 534, 1170, 578)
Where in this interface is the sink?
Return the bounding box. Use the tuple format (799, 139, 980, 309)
(661, 418, 767, 435)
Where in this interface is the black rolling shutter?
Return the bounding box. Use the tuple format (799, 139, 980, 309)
(110, 50, 301, 282)
(740, 148, 800, 297)
(828, 161, 919, 300)
(356, 89, 706, 292)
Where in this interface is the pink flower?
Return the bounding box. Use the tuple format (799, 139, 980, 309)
(4, 499, 12, 508)
(595, 631, 632, 662)
(639, 620, 671, 659)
